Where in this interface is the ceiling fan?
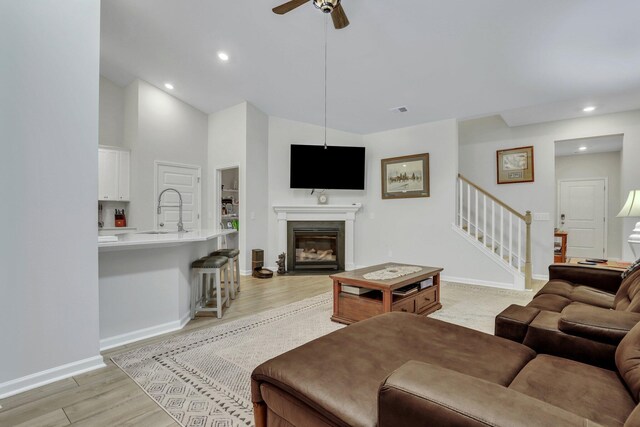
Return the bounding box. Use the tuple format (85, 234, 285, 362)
(272, 0, 350, 30)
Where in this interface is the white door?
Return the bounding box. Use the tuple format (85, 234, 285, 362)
(156, 163, 201, 231)
(558, 179, 606, 258)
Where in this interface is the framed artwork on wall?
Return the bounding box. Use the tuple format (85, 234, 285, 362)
(381, 153, 430, 199)
(496, 146, 534, 184)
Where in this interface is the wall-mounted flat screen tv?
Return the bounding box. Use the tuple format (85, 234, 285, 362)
(290, 144, 366, 190)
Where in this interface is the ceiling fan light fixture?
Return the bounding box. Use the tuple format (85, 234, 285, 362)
(314, 0, 340, 13)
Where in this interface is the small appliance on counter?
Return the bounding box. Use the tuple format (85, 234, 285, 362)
(115, 209, 127, 227)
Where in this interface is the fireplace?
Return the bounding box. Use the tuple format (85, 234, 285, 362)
(287, 221, 345, 272)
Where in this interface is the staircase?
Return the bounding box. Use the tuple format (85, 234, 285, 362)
(454, 174, 532, 290)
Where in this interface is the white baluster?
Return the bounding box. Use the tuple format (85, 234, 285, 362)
(458, 179, 463, 227)
(492, 201, 496, 253)
(467, 184, 471, 235)
(475, 189, 479, 239)
(483, 195, 487, 245)
(509, 213, 513, 266)
(518, 219, 523, 272)
(500, 208, 504, 259)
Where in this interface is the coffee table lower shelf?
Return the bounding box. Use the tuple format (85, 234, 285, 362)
(331, 285, 441, 325)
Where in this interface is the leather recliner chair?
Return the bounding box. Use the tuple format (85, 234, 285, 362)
(496, 263, 640, 369)
(251, 312, 640, 426)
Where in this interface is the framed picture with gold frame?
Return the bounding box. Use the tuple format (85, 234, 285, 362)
(497, 146, 534, 184)
(381, 153, 430, 199)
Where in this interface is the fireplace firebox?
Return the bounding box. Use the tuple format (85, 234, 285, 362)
(287, 221, 345, 272)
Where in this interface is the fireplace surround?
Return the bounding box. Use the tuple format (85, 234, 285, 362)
(287, 221, 345, 272)
(273, 204, 362, 272)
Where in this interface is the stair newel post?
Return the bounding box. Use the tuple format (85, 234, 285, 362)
(525, 210, 533, 290)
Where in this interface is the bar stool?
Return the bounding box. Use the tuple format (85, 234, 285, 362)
(210, 248, 240, 299)
(190, 255, 230, 319)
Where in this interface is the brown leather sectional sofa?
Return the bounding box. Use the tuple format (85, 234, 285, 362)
(496, 264, 640, 369)
(251, 311, 640, 426)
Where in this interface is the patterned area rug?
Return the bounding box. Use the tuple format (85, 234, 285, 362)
(112, 282, 533, 426)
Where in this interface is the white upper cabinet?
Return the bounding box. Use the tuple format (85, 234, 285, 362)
(117, 150, 130, 201)
(99, 147, 130, 201)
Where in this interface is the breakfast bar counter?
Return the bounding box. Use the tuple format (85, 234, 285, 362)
(98, 229, 237, 350)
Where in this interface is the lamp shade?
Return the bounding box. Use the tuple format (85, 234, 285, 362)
(617, 190, 640, 218)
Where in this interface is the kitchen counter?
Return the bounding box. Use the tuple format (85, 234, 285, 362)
(98, 228, 236, 251)
(98, 228, 237, 350)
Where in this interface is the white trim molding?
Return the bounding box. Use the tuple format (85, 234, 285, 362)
(273, 204, 362, 271)
(0, 355, 105, 399)
(100, 313, 191, 351)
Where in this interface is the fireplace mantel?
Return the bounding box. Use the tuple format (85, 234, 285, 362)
(273, 204, 362, 271)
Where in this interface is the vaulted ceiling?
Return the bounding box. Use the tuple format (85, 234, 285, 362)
(101, 1, 640, 134)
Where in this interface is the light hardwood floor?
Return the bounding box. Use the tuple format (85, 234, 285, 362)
(0, 274, 333, 427)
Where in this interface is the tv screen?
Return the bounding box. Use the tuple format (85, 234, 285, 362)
(290, 144, 366, 190)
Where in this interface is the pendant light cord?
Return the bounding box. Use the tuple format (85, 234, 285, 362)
(323, 13, 328, 149)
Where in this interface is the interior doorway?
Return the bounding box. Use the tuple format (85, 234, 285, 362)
(555, 134, 623, 260)
(558, 178, 607, 258)
(215, 166, 240, 233)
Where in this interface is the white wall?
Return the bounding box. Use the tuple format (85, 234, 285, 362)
(208, 103, 247, 268)
(0, 0, 103, 397)
(125, 80, 209, 231)
(99, 76, 125, 148)
(460, 111, 640, 272)
(208, 102, 270, 272)
(245, 104, 270, 271)
(267, 117, 514, 286)
(555, 151, 622, 259)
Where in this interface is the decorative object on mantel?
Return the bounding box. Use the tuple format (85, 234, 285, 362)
(362, 264, 423, 280)
(497, 145, 534, 184)
(317, 191, 329, 205)
(276, 252, 287, 275)
(381, 153, 430, 199)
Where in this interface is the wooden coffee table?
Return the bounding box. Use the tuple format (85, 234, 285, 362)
(330, 263, 443, 325)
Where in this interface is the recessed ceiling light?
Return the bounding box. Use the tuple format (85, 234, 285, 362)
(579, 146, 588, 151)
(217, 51, 229, 61)
(164, 83, 174, 90)
(583, 106, 596, 112)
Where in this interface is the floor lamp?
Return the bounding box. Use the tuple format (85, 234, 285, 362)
(617, 190, 640, 259)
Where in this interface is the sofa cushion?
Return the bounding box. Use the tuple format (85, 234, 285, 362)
(522, 310, 617, 370)
(571, 286, 615, 309)
(509, 354, 636, 427)
(252, 313, 535, 427)
(616, 320, 640, 403)
(528, 293, 572, 313)
(537, 281, 614, 309)
(537, 280, 575, 298)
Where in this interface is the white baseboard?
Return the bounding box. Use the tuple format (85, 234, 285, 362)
(0, 355, 105, 399)
(100, 313, 191, 351)
(532, 274, 549, 281)
(441, 275, 527, 291)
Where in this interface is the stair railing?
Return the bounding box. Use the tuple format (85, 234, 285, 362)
(457, 174, 532, 289)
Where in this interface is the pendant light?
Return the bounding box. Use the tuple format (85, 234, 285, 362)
(323, 14, 328, 149)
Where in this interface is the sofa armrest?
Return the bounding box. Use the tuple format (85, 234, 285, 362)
(559, 303, 640, 345)
(378, 361, 593, 427)
(549, 264, 622, 294)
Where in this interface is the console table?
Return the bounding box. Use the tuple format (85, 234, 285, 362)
(330, 263, 443, 325)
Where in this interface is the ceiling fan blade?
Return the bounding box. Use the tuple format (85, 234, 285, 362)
(331, 3, 349, 29)
(272, 0, 309, 15)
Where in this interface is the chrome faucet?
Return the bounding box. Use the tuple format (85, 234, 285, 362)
(157, 188, 185, 232)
